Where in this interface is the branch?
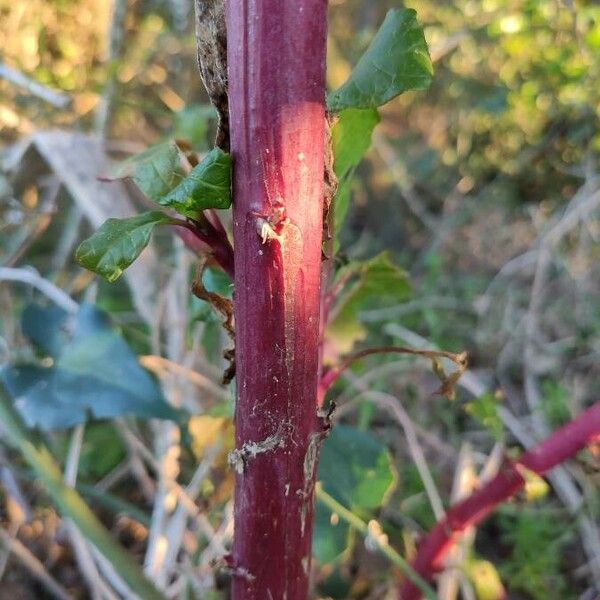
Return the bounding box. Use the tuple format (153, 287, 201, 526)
(399, 400, 600, 600)
(0, 62, 71, 109)
(0, 267, 78, 313)
(319, 346, 467, 405)
(174, 210, 234, 278)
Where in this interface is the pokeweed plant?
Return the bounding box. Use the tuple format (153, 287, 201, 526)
(72, 6, 441, 598)
(1, 2, 589, 599)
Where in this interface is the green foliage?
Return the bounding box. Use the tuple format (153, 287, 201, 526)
(465, 393, 505, 440)
(115, 141, 187, 201)
(327, 252, 411, 353)
(540, 379, 571, 427)
(327, 9, 433, 111)
(78, 424, 126, 479)
(75, 211, 174, 283)
(332, 108, 380, 236)
(313, 425, 397, 563)
(0, 303, 177, 430)
(157, 148, 232, 216)
(399, 463, 438, 530)
(77, 145, 232, 282)
(173, 104, 216, 149)
(496, 507, 574, 600)
(0, 386, 167, 600)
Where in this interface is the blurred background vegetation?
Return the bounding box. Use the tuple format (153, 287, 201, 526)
(0, 0, 599, 599)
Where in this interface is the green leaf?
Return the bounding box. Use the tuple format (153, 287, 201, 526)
(173, 104, 216, 148)
(157, 147, 232, 217)
(75, 211, 173, 283)
(0, 386, 167, 600)
(114, 141, 187, 201)
(327, 9, 433, 111)
(1, 303, 179, 430)
(313, 425, 397, 563)
(326, 252, 411, 353)
(21, 303, 70, 358)
(465, 393, 504, 441)
(332, 108, 380, 235)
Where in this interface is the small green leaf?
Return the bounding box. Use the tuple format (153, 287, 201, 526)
(332, 108, 380, 235)
(465, 393, 504, 441)
(327, 252, 411, 353)
(115, 141, 187, 201)
(75, 211, 173, 283)
(313, 425, 397, 563)
(327, 9, 433, 111)
(158, 148, 232, 217)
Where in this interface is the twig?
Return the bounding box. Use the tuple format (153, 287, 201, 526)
(139, 355, 230, 403)
(0, 62, 71, 108)
(388, 322, 600, 586)
(175, 211, 235, 279)
(64, 425, 118, 600)
(94, 0, 127, 136)
(159, 442, 221, 581)
(436, 443, 503, 600)
(5, 178, 59, 268)
(319, 345, 467, 404)
(372, 129, 438, 231)
(333, 360, 456, 458)
(145, 244, 188, 587)
(0, 267, 78, 313)
(399, 401, 600, 600)
(0, 528, 72, 600)
(436, 444, 476, 600)
(341, 380, 446, 521)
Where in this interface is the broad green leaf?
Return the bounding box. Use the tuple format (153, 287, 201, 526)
(1, 303, 179, 430)
(75, 211, 173, 283)
(21, 303, 70, 358)
(0, 387, 167, 600)
(313, 504, 351, 565)
(313, 425, 397, 563)
(332, 108, 380, 235)
(114, 141, 187, 200)
(327, 9, 433, 111)
(158, 147, 232, 217)
(326, 252, 411, 353)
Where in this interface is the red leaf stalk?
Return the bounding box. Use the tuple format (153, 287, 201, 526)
(226, 1, 328, 598)
(399, 400, 600, 600)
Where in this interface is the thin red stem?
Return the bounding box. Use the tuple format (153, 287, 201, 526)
(399, 400, 600, 600)
(318, 346, 466, 406)
(173, 211, 234, 278)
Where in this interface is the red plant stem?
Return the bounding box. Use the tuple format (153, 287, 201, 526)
(227, 1, 328, 599)
(399, 400, 600, 600)
(174, 211, 235, 278)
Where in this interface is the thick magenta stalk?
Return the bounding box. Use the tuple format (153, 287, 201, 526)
(399, 400, 600, 600)
(226, 1, 328, 598)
